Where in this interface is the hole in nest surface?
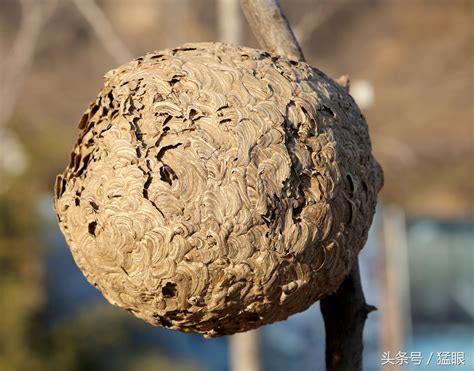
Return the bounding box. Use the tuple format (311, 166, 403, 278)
(156, 143, 182, 161)
(167, 310, 184, 320)
(162, 282, 177, 298)
(346, 200, 353, 225)
(160, 317, 172, 328)
(169, 77, 180, 86)
(346, 174, 355, 195)
(143, 175, 153, 199)
(292, 202, 304, 222)
(162, 115, 172, 126)
(75, 153, 91, 176)
(362, 181, 368, 194)
(317, 105, 334, 117)
(89, 102, 100, 118)
(55, 176, 66, 198)
(160, 164, 178, 186)
(90, 201, 99, 211)
(189, 108, 198, 120)
(88, 221, 97, 236)
(245, 313, 260, 322)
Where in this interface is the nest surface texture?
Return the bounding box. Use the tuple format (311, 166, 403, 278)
(54, 42, 383, 337)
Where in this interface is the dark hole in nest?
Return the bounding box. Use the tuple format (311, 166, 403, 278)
(292, 202, 304, 222)
(107, 90, 114, 102)
(167, 310, 185, 320)
(78, 113, 88, 130)
(346, 200, 353, 225)
(88, 221, 97, 236)
(150, 54, 164, 59)
(130, 117, 144, 144)
(143, 175, 153, 199)
(362, 181, 368, 194)
(160, 317, 172, 328)
(156, 143, 182, 161)
(56, 176, 66, 198)
(213, 326, 227, 336)
(346, 174, 355, 195)
(162, 282, 177, 298)
(317, 105, 335, 117)
(262, 207, 276, 226)
(162, 114, 172, 126)
(284, 118, 299, 140)
(89, 102, 100, 118)
(75, 153, 91, 176)
(244, 313, 260, 322)
(169, 77, 180, 86)
(160, 164, 178, 186)
(90, 201, 99, 211)
(189, 108, 198, 120)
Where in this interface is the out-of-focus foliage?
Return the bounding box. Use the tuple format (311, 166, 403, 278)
(0, 122, 45, 371)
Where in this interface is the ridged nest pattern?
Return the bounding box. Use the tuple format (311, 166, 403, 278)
(54, 42, 383, 337)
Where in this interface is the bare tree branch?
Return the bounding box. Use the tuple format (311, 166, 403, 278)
(239, 0, 304, 61)
(321, 262, 376, 371)
(0, 0, 55, 133)
(72, 0, 133, 65)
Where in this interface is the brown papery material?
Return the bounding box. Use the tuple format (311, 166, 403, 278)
(54, 42, 383, 337)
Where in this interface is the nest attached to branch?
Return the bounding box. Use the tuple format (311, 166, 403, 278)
(54, 42, 383, 337)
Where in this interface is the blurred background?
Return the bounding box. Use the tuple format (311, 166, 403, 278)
(0, 0, 472, 370)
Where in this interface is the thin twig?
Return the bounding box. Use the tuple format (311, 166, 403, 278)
(0, 0, 54, 133)
(72, 0, 133, 65)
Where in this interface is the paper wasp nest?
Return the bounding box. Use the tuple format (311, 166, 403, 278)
(54, 42, 383, 337)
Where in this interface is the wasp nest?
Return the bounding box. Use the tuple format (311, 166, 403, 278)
(54, 42, 383, 337)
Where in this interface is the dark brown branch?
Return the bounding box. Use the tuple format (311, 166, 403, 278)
(239, 0, 305, 61)
(321, 262, 376, 371)
(239, 2, 374, 370)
